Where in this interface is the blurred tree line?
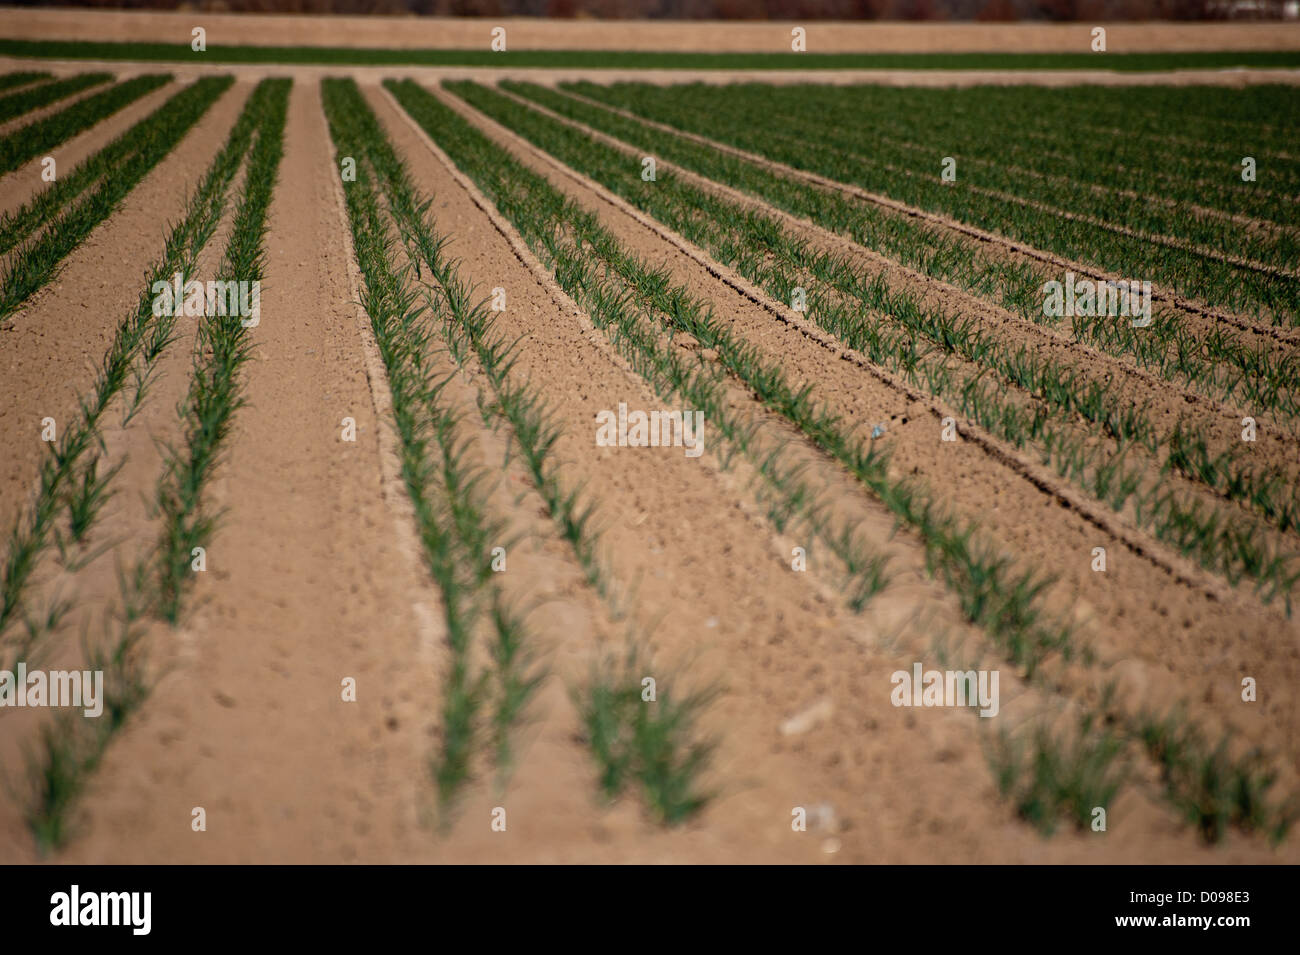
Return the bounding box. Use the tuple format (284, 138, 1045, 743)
(6, 0, 1262, 20)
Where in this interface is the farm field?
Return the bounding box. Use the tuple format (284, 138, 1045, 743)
(0, 17, 1298, 866)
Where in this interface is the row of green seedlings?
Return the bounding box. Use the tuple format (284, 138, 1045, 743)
(20, 79, 289, 852)
(323, 77, 544, 819)
(576, 639, 718, 825)
(830, 99, 1298, 217)
(335, 80, 609, 604)
(349, 78, 720, 823)
(989, 692, 1294, 844)
(396, 78, 1294, 844)
(561, 82, 1299, 324)
(0, 77, 234, 321)
(542, 82, 1299, 418)
(915, 627, 1129, 841)
(768, 83, 1300, 183)
(0, 74, 170, 178)
(0, 72, 109, 124)
(8, 39, 1300, 72)
(0, 77, 261, 656)
(894, 534, 1282, 843)
(153, 78, 289, 621)
(854, 126, 1299, 261)
(470, 81, 1300, 606)
(0, 71, 52, 94)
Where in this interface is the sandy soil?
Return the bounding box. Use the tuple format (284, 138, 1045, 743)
(4, 9, 1300, 54)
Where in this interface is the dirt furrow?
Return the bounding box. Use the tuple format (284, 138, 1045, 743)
(8, 12, 1298, 54)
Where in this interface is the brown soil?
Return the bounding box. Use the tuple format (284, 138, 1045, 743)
(3, 11, 1300, 90)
